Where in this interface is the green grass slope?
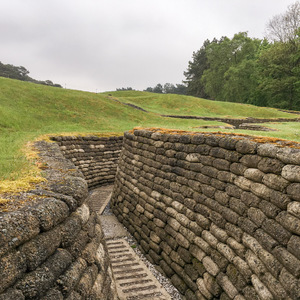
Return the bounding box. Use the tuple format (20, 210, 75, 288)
(0, 77, 299, 183)
(0, 78, 219, 180)
(105, 91, 299, 119)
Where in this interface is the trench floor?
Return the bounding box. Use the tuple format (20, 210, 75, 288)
(88, 185, 176, 300)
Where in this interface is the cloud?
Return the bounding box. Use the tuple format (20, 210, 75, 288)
(0, 0, 295, 91)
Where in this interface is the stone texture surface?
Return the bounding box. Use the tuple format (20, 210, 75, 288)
(0, 137, 119, 299)
(111, 129, 300, 300)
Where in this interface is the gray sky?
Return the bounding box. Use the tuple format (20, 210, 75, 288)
(0, 0, 294, 92)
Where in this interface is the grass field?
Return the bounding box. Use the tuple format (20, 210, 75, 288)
(0, 77, 299, 186)
(103, 91, 299, 119)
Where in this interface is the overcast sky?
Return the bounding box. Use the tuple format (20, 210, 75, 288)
(0, 0, 294, 92)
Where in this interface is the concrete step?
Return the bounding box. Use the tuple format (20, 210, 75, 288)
(106, 239, 172, 300)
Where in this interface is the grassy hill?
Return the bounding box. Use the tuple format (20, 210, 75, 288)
(103, 91, 300, 119)
(0, 77, 299, 186)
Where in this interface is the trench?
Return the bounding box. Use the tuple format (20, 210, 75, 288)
(1, 131, 300, 300)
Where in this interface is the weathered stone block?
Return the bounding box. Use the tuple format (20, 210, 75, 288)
(234, 177, 252, 192)
(230, 197, 247, 216)
(203, 272, 221, 297)
(160, 260, 174, 278)
(50, 175, 88, 203)
(237, 217, 258, 235)
(0, 289, 24, 300)
(190, 240, 207, 260)
(262, 173, 289, 192)
(240, 155, 261, 168)
(287, 235, 300, 260)
(179, 226, 196, 243)
(262, 219, 291, 246)
(230, 163, 248, 176)
(57, 257, 87, 296)
(287, 201, 300, 219)
(32, 198, 70, 231)
(244, 168, 264, 182)
(75, 264, 98, 298)
(272, 246, 300, 277)
(20, 226, 62, 271)
(201, 166, 219, 178)
(171, 274, 188, 294)
(240, 191, 260, 208)
(269, 190, 290, 210)
(258, 157, 284, 174)
(232, 256, 252, 282)
(210, 223, 228, 243)
(250, 182, 273, 200)
(276, 211, 300, 236)
(250, 274, 273, 300)
(178, 246, 193, 264)
(16, 249, 72, 299)
(41, 288, 64, 300)
(217, 243, 235, 263)
(276, 147, 300, 165)
(0, 250, 26, 294)
(196, 278, 213, 299)
(247, 207, 266, 227)
(287, 183, 300, 201)
(257, 144, 279, 158)
(279, 267, 300, 299)
(211, 249, 229, 271)
(281, 165, 300, 182)
(259, 200, 280, 218)
(225, 223, 243, 242)
(60, 215, 82, 248)
(236, 140, 257, 154)
(242, 286, 260, 300)
(217, 272, 239, 299)
(213, 158, 231, 171)
(227, 238, 246, 258)
(0, 210, 40, 258)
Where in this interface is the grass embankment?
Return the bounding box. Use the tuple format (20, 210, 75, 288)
(0, 78, 299, 191)
(104, 91, 300, 119)
(0, 78, 219, 184)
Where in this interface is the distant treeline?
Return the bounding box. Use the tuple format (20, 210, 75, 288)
(116, 83, 187, 95)
(0, 62, 62, 88)
(144, 83, 187, 95)
(184, 1, 300, 110)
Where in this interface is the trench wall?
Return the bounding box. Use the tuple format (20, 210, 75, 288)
(0, 138, 119, 300)
(51, 135, 123, 189)
(111, 129, 300, 300)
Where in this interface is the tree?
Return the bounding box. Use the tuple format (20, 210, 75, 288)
(153, 83, 163, 93)
(0, 62, 31, 81)
(144, 83, 187, 95)
(144, 87, 153, 92)
(201, 32, 262, 103)
(258, 30, 300, 110)
(266, 1, 300, 42)
(184, 39, 213, 98)
(174, 84, 187, 95)
(163, 83, 176, 94)
(0, 61, 62, 87)
(116, 87, 133, 91)
(222, 36, 264, 103)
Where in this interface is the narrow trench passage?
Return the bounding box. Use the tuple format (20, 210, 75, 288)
(88, 185, 182, 300)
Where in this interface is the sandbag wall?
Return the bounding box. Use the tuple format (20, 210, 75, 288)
(51, 135, 123, 189)
(0, 140, 117, 300)
(111, 129, 300, 300)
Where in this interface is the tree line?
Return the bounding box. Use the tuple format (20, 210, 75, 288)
(184, 1, 300, 110)
(0, 62, 62, 88)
